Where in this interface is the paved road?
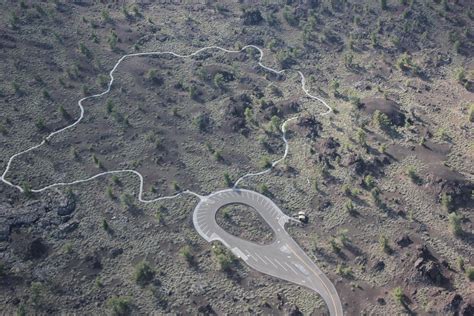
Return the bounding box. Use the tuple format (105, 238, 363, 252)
(193, 188, 343, 316)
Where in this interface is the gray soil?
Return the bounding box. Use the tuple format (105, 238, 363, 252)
(215, 203, 275, 245)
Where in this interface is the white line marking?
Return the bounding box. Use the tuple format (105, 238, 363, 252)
(264, 256, 278, 269)
(255, 253, 268, 265)
(285, 262, 299, 275)
(274, 259, 288, 271)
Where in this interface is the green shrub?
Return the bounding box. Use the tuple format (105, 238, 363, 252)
(96, 74, 109, 88)
(108, 31, 118, 50)
(392, 287, 404, 304)
(406, 166, 420, 184)
(259, 156, 272, 169)
(379, 234, 391, 254)
(102, 219, 110, 231)
(30, 282, 44, 307)
(213, 73, 225, 89)
(258, 183, 270, 196)
(120, 193, 135, 211)
(364, 175, 375, 189)
(107, 296, 131, 316)
(0, 124, 7, 135)
(455, 68, 465, 84)
(440, 193, 453, 211)
(344, 200, 355, 215)
(101, 10, 112, 23)
(134, 261, 154, 285)
(179, 245, 194, 264)
(283, 6, 298, 27)
(223, 172, 232, 187)
(336, 264, 353, 278)
(22, 182, 32, 198)
(186, 85, 197, 100)
(172, 181, 180, 191)
(372, 110, 391, 130)
(212, 245, 235, 272)
(79, 43, 92, 59)
(466, 267, 474, 281)
(356, 129, 366, 145)
(448, 213, 463, 236)
(330, 238, 341, 253)
(35, 118, 46, 131)
(193, 113, 210, 132)
(144, 69, 163, 85)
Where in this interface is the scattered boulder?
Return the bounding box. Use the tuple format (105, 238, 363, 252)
(197, 303, 216, 315)
(83, 254, 102, 271)
(110, 248, 123, 258)
(344, 154, 366, 176)
(314, 137, 340, 162)
(461, 300, 474, 316)
(416, 244, 436, 262)
(372, 260, 385, 272)
(2, 202, 43, 229)
(226, 94, 251, 117)
(443, 293, 463, 313)
(296, 116, 322, 139)
(29, 238, 48, 259)
(56, 196, 76, 216)
(276, 99, 300, 116)
(241, 8, 263, 25)
(438, 179, 473, 211)
(57, 221, 79, 237)
(0, 223, 9, 242)
(396, 235, 413, 248)
(411, 245, 449, 286)
(288, 305, 303, 316)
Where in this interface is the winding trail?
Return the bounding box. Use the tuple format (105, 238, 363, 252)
(0, 45, 341, 314)
(1, 44, 331, 197)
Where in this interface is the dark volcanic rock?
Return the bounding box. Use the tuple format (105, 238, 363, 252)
(360, 97, 406, 126)
(288, 305, 303, 316)
(314, 137, 340, 162)
(461, 300, 474, 316)
(416, 244, 436, 262)
(0, 223, 9, 241)
(197, 303, 216, 315)
(241, 8, 263, 25)
(276, 99, 300, 115)
(412, 245, 448, 286)
(344, 154, 366, 175)
(56, 196, 76, 216)
(84, 254, 102, 270)
(110, 248, 123, 258)
(0, 202, 45, 241)
(57, 221, 79, 237)
(396, 235, 413, 248)
(297, 116, 322, 139)
(443, 293, 463, 313)
(372, 260, 385, 272)
(29, 238, 48, 259)
(438, 179, 474, 210)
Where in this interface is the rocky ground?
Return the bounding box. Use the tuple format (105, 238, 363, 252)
(0, 1, 473, 315)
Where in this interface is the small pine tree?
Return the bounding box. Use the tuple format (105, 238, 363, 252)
(392, 287, 404, 304)
(448, 213, 463, 236)
(223, 172, 232, 187)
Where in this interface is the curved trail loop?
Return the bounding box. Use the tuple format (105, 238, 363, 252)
(1, 44, 332, 201)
